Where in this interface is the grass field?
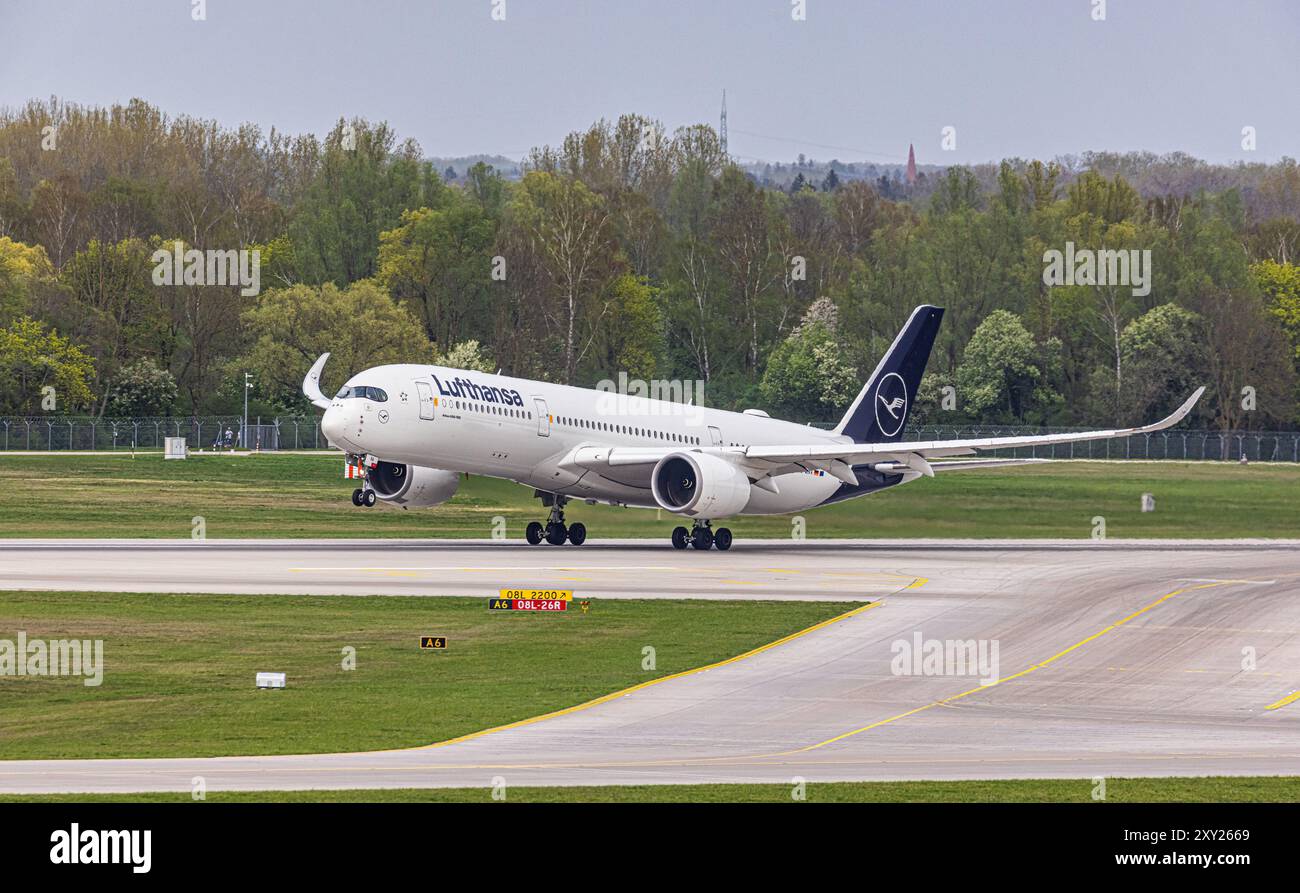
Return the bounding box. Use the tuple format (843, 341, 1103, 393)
(4, 776, 1297, 803)
(0, 590, 854, 760)
(0, 452, 1296, 539)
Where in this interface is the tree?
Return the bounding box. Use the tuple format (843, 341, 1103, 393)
(287, 119, 442, 286)
(505, 171, 615, 383)
(437, 339, 494, 373)
(1193, 287, 1296, 435)
(956, 310, 1062, 422)
(0, 316, 95, 413)
(377, 199, 497, 348)
(1108, 304, 1206, 424)
(105, 358, 178, 416)
(713, 167, 782, 373)
(0, 236, 55, 320)
(1253, 260, 1300, 364)
(238, 280, 435, 406)
(662, 158, 724, 382)
(604, 273, 663, 381)
(1066, 171, 1141, 224)
(59, 237, 165, 413)
(759, 298, 858, 421)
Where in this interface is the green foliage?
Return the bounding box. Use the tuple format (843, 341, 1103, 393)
(956, 310, 1062, 422)
(1253, 260, 1300, 363)
(437, 339, 494, 373)
(759, 300, 859, 421)
(0, 97, 1297, 428)
(288, 119, 443, 286)
(376, 198, 497, 347)
(104, 358, 178, 417)
(238, 280, 435, 407)
(0, 236, 54, 320)
(1111, 304, 1206, 423)
(607, 273, 663, 380)
(0, 316, 95, 413)
(1066, 171, 1141, 224)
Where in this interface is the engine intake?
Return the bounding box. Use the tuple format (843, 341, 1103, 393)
(368, 461, 460, 508)
(650, 452, 751, 519)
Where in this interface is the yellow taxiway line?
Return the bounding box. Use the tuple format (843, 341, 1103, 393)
(775, 580, 1231, 755)
(1265, 690, 1300, 711)
(410, 599, 886, 751)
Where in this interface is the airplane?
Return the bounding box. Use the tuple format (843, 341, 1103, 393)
(303, 304, 1204, 550)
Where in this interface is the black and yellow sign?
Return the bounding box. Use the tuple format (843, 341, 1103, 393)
(499, 589, 572, 601)
(419, 635, 447, 650)
(490, 591, 570, 612)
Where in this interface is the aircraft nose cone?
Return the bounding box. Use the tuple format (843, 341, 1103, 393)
(321, 407, 345, 446)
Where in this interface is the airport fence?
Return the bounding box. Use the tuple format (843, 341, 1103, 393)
(903, 424, 1300, 462)
(0, 416, 324, 451)
(0, 415, 1296, 461)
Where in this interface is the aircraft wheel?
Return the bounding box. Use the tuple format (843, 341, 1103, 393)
(351, 488, 364, 507)
(714, 527, 733, 551)
(670, 526, 690, 550)
(691, 526, 714, 550)
(363, 489, 377, 507)
(525, 521, 544, 545)
(567, 522, 587, 546)
(545, 522, 568, 546)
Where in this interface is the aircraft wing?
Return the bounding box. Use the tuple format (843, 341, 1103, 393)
(574, 387, 1204, 486)
(741, 387, 1205, 479)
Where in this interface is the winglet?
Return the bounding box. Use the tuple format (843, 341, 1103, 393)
(302, 352, 332, 410)
(1152, 386, 1205, 432)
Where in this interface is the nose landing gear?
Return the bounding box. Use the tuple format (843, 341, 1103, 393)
(347, 455, 378, 508)
(671, 520, 732, 550)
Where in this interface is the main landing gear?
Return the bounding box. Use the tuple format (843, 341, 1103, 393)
(671, 519, 732, 551)
(526, 492, 586, 546)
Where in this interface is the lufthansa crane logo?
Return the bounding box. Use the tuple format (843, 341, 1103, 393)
(874, 372, 908, 437)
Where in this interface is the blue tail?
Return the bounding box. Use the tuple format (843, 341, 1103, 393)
(834, 305, 944, 443)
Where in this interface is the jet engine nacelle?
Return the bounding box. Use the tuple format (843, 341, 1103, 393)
(367, 461, 460, 508)
(650, 452, 752, 519)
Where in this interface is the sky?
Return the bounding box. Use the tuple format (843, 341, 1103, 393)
(0, 0, 1296, 166)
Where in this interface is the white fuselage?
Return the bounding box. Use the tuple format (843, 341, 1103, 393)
(320, 364, 866, 515)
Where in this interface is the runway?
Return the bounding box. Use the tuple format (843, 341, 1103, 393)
(1, 539, 1298, 793)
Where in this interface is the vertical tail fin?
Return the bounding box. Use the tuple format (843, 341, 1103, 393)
(834, 305, 944, 443)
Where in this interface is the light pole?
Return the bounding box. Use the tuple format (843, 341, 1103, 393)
(243, 373, 252, 449)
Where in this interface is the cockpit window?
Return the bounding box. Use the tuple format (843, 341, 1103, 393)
(335, 385, 388, 402)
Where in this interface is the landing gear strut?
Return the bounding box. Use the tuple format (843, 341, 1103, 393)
(672, 520, 732, 551)
(527, 492, 586, 546)
(349, 455, 377, 507)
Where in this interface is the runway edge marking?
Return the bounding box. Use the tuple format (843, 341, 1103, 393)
(405, 596, 895, 753)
